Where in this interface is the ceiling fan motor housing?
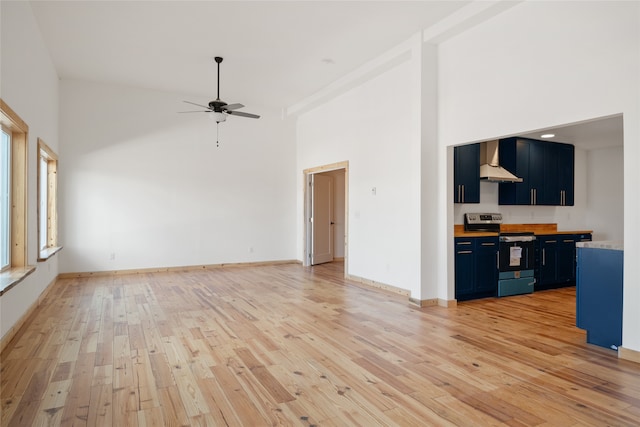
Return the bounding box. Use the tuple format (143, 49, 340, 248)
(209, 100, 227, 112)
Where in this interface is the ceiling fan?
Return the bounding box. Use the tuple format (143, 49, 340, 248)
(180, 57, 260, 123)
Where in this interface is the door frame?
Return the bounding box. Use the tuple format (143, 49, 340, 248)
(303, 161, 349, 276)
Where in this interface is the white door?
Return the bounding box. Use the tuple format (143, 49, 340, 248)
(311, 174, 334, 265)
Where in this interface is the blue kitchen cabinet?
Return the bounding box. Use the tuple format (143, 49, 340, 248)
(499, 138, 574, 206)
(499, 138, 542, 205)
(536, 233, 592, 290)
(454, 239, 475, 297)
(544, 143, 574, 206)
(455, 236, 498, 301)
(496, 139, 523, 204)
(475, 238, 499, 294)
(538, 235, 560, 287)
(576, 243, 623, 350)
(543, 143, 560, 205)
(557, 144, 575, 206)
(454, 144, 480, 204)
(527, 139, 546, 204)
(557, 236, 578, 282)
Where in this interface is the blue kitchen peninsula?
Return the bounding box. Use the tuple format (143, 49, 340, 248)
(576, 240, 624, 350)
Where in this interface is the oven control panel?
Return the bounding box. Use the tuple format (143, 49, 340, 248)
(465, 213, 502, 224)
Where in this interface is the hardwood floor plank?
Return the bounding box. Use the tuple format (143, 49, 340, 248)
(7, 399, 40, 427)
(3, 261, 640, 426)
(195, 376, 244, 426)
(352, 356, 415, 394)
(20, 358, 57, 403)
(136, 406, 165, 427)
(112, 386, 140, 425)
(36, 378, 72, 420)
(132, 349, 162, 411)
(156, 386, 190, 427)
(60, 396, 90, 426)
(59, 352, 94, 425)
(140, 319, 165, 355)
(148, 352, 175, 389)
(209, 364, 268, 425)
(415, 393, 499, 426)
(234, 347, 295, 403)
(91, 364, 113, 387)
(0, 357, 40, 399)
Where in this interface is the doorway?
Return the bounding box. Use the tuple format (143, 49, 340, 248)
(303, 162, 348, 275)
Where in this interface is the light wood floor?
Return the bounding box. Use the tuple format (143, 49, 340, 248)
(2, 261, 640, 426)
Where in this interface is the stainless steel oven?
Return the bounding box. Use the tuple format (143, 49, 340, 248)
(462, 213, 537, 297)
(498, 233, 536, 297)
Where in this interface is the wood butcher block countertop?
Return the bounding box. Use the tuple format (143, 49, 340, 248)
(454, 223, 593, 238)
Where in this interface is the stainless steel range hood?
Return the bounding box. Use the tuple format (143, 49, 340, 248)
(479, 140, 522, 183)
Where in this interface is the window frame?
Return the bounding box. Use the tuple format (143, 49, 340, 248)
(1, 126, 11, 272)
(37, 138, 59, 261)
(0, 98, 33, 294)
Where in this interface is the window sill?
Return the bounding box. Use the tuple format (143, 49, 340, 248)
(38, 246, 63, 262)
(0, 266, 36, 296)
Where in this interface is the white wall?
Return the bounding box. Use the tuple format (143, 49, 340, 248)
(59, 79, 297, 273)
(0, 1, 60, 339)
(586, 146, 624, 241)
(439, 1, 639, 350)
(296, 48, 421, 296)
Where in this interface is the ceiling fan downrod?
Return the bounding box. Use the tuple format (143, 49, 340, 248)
(215, 56, 223, 101)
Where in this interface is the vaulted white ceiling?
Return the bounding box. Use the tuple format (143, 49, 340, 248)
(29, 1, 472, 109)
(28, 1, 624, 149)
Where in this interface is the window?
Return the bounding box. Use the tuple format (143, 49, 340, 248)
(0, 98, 29, 280)
(39, 153, 47, 250)
(1, 128, 10, 271)
(37, 139, 59, 259)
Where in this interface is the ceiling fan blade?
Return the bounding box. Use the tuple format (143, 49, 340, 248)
(223, 103, 244, 111)
(227, 110, 260, 119)
(183, 100, 211, 110)
(178, 110, 210, 113)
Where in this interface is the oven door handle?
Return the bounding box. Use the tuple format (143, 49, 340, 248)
(496, 251, 499, 269)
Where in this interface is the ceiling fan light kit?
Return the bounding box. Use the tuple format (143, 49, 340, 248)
(209, 111, 226, 123)
(180, 56, 259, 144)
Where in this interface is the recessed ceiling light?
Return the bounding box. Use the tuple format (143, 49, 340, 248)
(541, 133, 555, 138)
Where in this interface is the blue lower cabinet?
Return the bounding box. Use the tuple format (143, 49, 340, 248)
(536, 233, 592, 290)
(454, 242, 475, 297)
(455, 237, 498, 301)
(576, 246, 623, 350)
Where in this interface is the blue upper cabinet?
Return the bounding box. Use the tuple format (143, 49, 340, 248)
(454, 144, 480, 204)
(498, 138, 574, 206)
(557, 144, 575, 206)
